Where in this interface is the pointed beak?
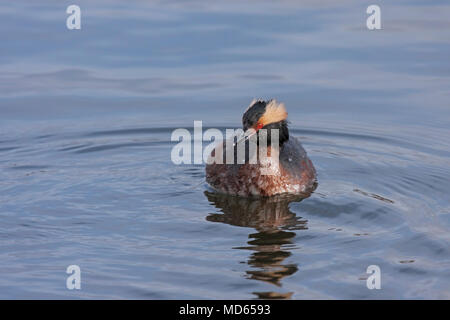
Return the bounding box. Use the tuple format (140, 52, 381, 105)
(235, 128, 257, 145)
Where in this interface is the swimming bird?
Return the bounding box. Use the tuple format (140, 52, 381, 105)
(205, 99, 316, 197)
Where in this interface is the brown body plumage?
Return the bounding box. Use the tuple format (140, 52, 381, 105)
(205, 99, 317, 197)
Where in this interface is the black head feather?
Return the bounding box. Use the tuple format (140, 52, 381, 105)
(242, 100, 266, 131)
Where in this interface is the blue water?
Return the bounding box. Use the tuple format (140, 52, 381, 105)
(0, 1, 449, 299)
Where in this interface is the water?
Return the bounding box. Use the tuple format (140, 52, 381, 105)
(0, 1, 449, 299)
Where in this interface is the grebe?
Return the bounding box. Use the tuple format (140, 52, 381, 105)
(205, 99, 317, 197)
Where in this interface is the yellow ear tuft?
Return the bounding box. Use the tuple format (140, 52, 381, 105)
(259, 100, 288, 126)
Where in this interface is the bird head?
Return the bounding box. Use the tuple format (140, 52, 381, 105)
(240, 99, 289, 145)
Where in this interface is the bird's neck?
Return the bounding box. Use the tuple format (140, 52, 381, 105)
(261, 120, 289, 147)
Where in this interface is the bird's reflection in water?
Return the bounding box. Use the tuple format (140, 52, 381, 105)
(205, 191, 310, 300)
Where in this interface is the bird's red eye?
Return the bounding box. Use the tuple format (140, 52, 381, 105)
(256, 122, 264, 130)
